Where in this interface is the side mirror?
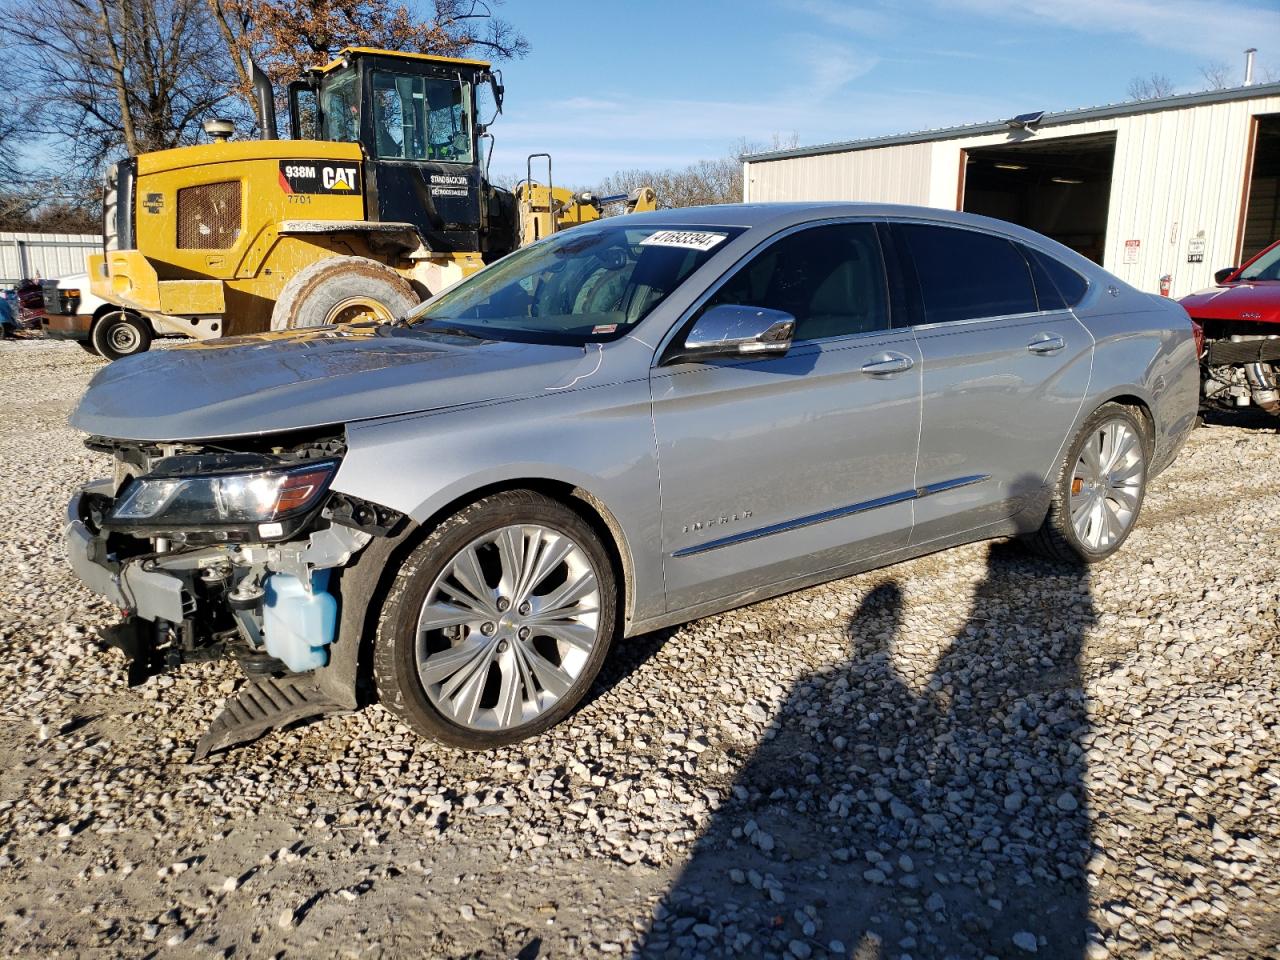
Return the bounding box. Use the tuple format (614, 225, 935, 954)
(674, 304, 795, 362)
(1215, 266, 1238, 284)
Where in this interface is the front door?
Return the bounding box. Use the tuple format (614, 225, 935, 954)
(650, 221, 922, 613)
(887, 222, 1094, 545)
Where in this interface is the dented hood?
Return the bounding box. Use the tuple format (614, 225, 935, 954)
(70, 325, 613, 441)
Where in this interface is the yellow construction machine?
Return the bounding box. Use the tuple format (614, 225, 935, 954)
(86, 47, 656, 358)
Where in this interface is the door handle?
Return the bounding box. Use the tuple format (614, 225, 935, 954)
(861, 352, 915, 376)
(1027, 333, 1066, 355)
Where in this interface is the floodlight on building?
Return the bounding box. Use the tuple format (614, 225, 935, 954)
(1005, 111, 1045, 130)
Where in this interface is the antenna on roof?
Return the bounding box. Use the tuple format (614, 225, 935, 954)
(1005, 111, 1045, 130)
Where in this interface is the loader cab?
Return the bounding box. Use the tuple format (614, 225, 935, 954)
(289, 48, 514, 256)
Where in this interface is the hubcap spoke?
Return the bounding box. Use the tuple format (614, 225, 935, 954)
(421, 634, 490, 687)
(538, 620, 599, 653)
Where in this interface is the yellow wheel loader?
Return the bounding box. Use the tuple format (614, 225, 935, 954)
(88, 47, 656, 357)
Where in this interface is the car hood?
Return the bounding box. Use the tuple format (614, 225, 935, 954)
(1179, 282, 1280, 323)
(70, 325, 617, 441)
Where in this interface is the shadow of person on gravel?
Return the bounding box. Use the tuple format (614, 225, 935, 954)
(638, 539, 1098, 960)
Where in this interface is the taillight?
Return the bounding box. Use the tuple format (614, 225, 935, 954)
(1190, 319, 1205, 358)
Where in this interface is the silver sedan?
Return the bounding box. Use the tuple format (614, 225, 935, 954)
(66, 203, 1199, 752)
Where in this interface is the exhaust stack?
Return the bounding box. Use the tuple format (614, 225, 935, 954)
(1244, 48, 1257, 86)
(251, 61, 278, 140)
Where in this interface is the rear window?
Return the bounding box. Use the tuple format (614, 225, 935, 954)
(1026, 247, 1089, 307)
(896, 223, 1038, 324)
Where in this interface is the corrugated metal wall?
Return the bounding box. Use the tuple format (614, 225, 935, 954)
(746, 141, 934, 205)
(745, 93, 1280, 298)
(0, 233, 102, 287)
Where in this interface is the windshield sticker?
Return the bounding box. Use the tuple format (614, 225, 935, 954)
(591, 323, 618, 335)
(639, 230, 728, 252)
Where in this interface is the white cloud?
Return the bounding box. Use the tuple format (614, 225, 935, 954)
(940, 0, 1280, 63)
(784, 0, 898, 35)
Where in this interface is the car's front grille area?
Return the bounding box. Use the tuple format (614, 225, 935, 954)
(176, 181, 242, 250)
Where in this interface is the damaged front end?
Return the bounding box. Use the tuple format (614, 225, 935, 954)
(66, 430, 404, 757)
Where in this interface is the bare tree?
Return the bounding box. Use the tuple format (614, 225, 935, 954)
(207, 0, 529, 112)
(1199, 61, 1235, 90)
(5, 0, 245, 166)
(1127, 73, 1176, 101)
(595, 135, 801, 210)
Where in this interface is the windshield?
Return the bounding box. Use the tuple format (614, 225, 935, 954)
(1238, 243, 1280, 282)
(372, 72, 472, 162)
(405, 222, 745, 344)
(320, 68, 360, 142)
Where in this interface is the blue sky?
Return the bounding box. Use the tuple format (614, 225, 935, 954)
(487, 0, 1280, 186)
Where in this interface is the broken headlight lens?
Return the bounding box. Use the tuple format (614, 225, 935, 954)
(111, 461, 338, 525)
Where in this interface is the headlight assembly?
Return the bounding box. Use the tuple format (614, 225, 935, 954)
(110, 461, 338, 530)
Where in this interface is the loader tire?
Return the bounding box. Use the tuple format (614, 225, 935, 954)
(270, 256, 419, 330)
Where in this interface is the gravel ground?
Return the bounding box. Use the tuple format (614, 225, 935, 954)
(0, 338, 1277, 960)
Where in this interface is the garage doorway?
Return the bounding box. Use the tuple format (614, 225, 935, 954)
(960, 132, 1117, 264)
(1240, 114, 1280, 263)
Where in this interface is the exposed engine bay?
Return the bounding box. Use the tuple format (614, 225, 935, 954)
(1200, 331, 1280, 414)
(67, 430, 406, 755)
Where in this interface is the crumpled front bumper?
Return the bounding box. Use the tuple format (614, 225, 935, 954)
(66, 481, 186, 623)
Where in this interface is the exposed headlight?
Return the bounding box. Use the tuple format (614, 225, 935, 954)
(111, 461, 337, 527)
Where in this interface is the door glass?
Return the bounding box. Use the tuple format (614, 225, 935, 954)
(371, 72, 472, 162)
(897, 223, 1038, 324)
(704, 222, 889, 341)
(319, 69, 360, 143)
(1026, 247, 1090, 307)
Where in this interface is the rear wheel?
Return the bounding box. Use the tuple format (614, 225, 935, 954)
(1024, 402, 1150, 563)
(373, 491, 617, 748)
(270, 256, 418, 330)
(91, 311, 152, 361)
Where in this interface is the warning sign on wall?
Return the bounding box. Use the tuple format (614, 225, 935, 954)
(1187, 237, 1206, 263)
(1123, 239, 1141, 265)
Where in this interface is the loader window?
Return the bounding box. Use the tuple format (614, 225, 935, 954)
(372, 72, 472, 163)
(320, 68, 360, 143)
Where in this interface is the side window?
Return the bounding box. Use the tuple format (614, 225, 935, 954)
(1026, 247, 1089, 307)
(371, 72, 473, 162)
(897, 223, 1038, 324)
(705, 222, 889, 341)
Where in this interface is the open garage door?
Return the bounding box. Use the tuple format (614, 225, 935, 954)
(961, 132, 1116, 264)
(1240, 114, 1280, 263)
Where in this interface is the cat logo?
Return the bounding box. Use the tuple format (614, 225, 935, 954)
(322, 166, 358, 191)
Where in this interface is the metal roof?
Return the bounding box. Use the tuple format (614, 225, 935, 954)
(744, 81, 1280, 163)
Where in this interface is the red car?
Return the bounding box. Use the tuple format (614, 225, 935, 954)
(1181, 238, 1280, 414)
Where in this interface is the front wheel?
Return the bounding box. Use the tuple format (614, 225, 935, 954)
(1024, 402, 1150, 563)
(373, 491, 617, 749)
(91, 311, 152, 361)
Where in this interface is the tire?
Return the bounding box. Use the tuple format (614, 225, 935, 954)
(373, 490, 618, 749)
(270, 256, 418, 331)
(76, 339, 100, 356)
(91, 311, 152, 361)
(1024, 402, 1151, 563)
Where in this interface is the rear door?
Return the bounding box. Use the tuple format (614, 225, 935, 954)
(650, 220, 922, 612)
(887, 221, 1093, 545)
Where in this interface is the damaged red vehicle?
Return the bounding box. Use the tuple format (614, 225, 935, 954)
(1181, 239, 1280, 413)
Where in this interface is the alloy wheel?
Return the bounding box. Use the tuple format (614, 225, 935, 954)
(415, 524, 602, 731)
(1069, 419, 1145, 551)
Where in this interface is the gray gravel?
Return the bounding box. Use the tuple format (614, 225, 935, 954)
(0, 339, 1278, 959)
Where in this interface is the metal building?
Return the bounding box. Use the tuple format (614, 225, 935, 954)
(743, 83, 1280, 298)
(1, 233, 102, 288)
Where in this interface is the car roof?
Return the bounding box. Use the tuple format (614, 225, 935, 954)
(620, 202, 1104, 274)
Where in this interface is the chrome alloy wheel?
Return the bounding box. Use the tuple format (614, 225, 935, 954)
(415, 524, 601, 731)
(1069, 419, 1145, 551)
